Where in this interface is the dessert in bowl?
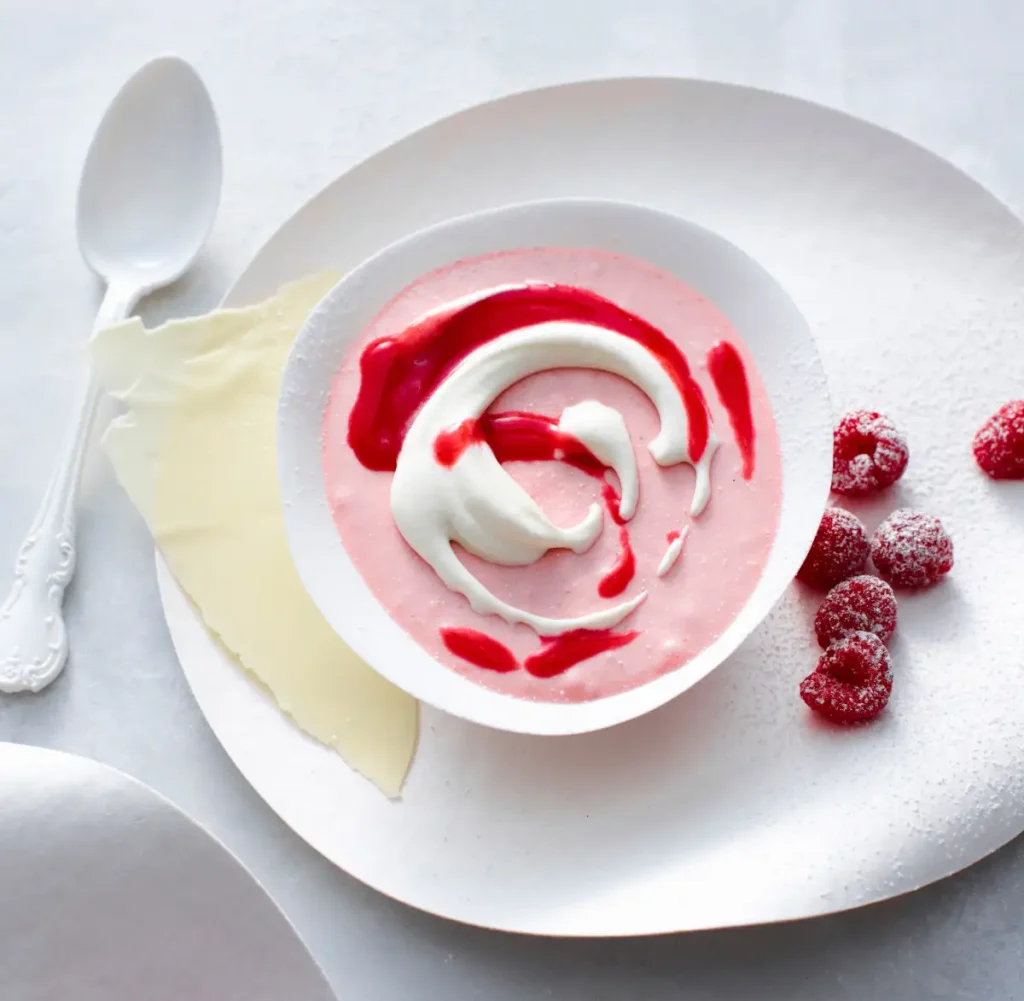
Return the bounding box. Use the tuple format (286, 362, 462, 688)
(278, 199, 831, 734)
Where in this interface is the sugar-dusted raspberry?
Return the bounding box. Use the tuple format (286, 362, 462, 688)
(831, 409, 909, 495)
(871, 509, 953, 588)
(799, 631, 893, 724)
(973, 401, 1024, 480)
(796, 507, 870, 589)
(814, 575, 897, 648)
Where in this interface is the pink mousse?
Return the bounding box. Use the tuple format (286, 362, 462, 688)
(322, 248, 782, 702)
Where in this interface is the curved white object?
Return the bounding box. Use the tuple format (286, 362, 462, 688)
(0, 743, 332, 1000)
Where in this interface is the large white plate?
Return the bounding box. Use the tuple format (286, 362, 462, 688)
(0, 743, 334, 1000)
(156, 78, 1024, 935)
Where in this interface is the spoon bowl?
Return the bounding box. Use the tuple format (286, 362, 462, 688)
(77, 55, 222, 292)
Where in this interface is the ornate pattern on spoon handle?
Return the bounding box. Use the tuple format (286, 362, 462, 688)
(0, 285, 134, 694)
(0, 381, 98, 693)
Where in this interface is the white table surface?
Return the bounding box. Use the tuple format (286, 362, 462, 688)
(2, 1, 1023, 997)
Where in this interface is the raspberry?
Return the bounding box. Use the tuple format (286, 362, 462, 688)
(871, 509, 953, 588)
(799, 632, 893, 724)
(973, 401, 1024, 480)
(814, 575, 897, 648)
(831, 410, 909, 495)
(796, 507, 870, 589)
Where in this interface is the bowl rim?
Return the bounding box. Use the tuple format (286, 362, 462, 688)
(277, 196, 832, 734)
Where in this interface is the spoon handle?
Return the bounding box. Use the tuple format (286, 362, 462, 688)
(0, 284, 137, 693)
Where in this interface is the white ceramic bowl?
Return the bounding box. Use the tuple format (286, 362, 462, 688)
(278, 198, 831, 735)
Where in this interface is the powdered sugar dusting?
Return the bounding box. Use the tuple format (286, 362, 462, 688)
(832, 409, 909, 495)
(871, 509, 954, 589)
(800, 631, 894, 724)
(973, 400, 1024, 479)
(814, 575, 898, 648)
(796, 507, 870, 589)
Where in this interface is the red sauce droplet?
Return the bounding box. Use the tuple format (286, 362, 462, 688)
(706, 340, 755, 480)
(666, 529, 680, 543)
(440, 627, 518, 673)
(349, 285, 711, 471)
(597, 529, 635, 598)
(523, 628, 640, 678)
(433, 417, 483, 467)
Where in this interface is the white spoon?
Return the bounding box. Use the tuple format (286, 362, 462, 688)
(0, 56, 222, 694)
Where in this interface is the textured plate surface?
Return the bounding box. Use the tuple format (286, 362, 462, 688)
(157, 78, 1024, 934)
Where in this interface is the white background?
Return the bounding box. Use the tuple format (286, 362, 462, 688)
(2, 1, 1023, 997)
